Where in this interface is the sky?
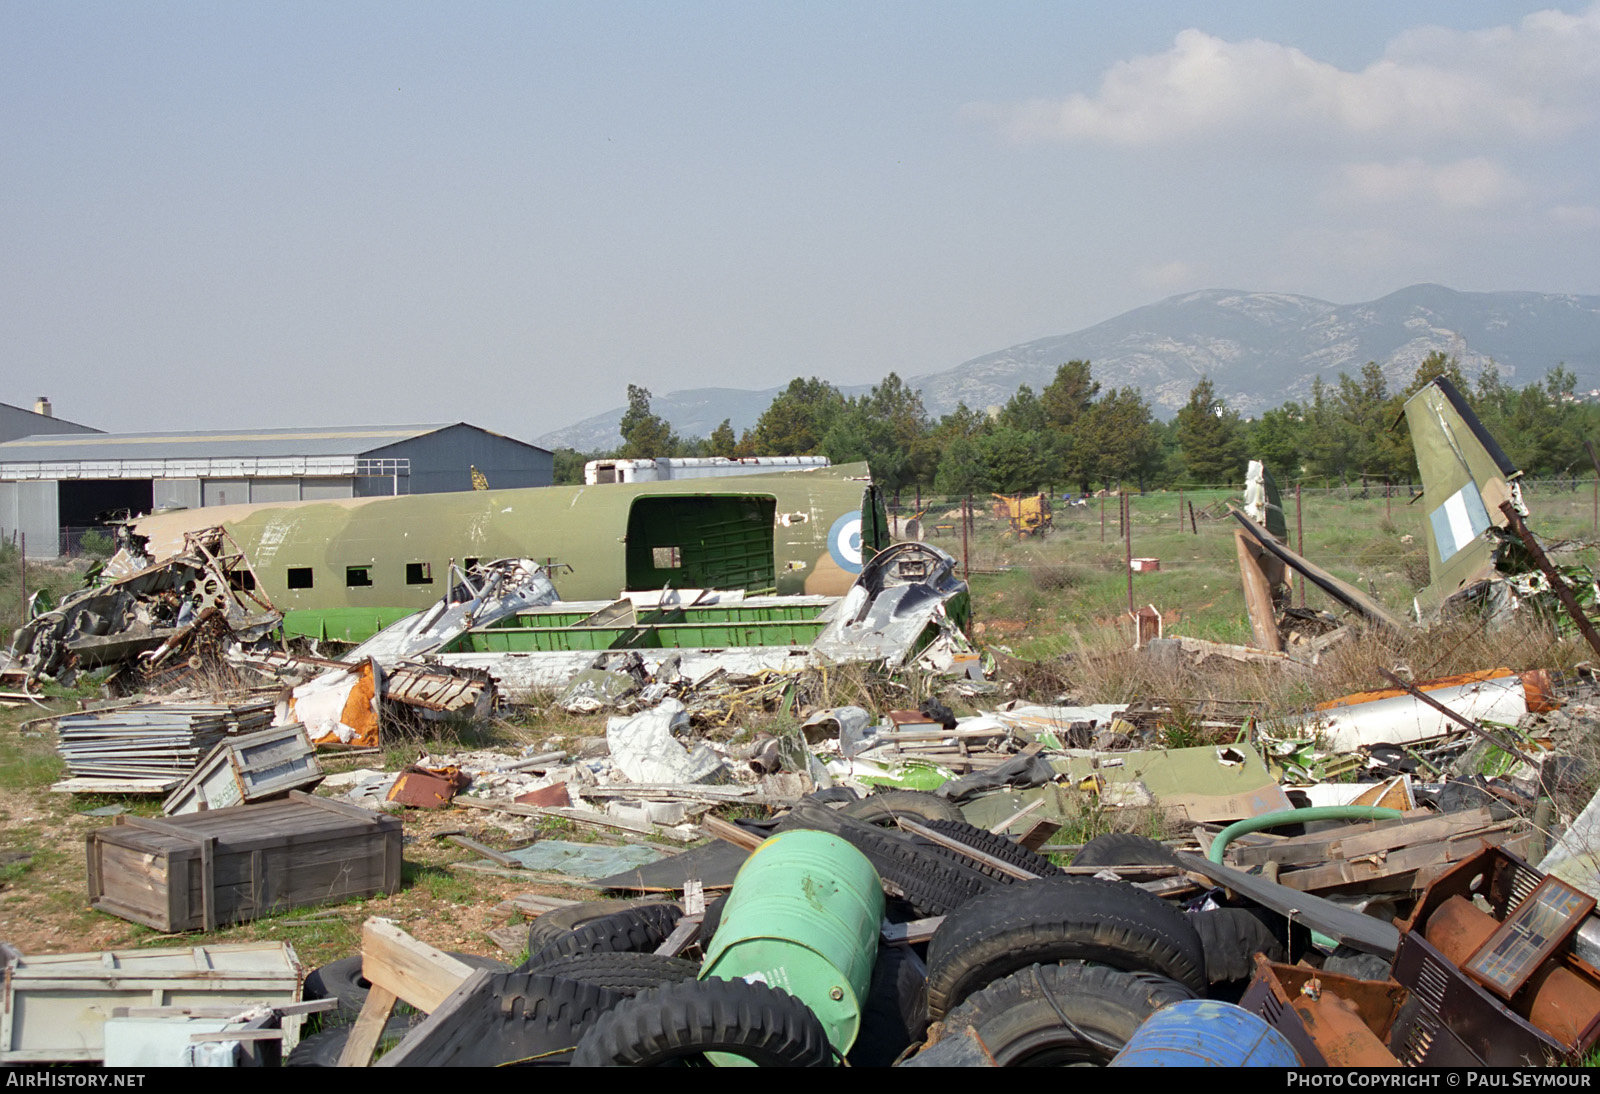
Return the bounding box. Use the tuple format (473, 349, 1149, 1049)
(4, 2, 1599, 442)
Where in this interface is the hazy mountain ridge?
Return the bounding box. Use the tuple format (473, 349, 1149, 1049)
(535, 284, 1600, 450)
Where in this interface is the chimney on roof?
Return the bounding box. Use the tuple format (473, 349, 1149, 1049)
(34, 397, 52, 417)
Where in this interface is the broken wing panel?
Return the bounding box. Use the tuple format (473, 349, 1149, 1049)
(1229, 508, 1407, 633)
(1404, 377, 1523, 611)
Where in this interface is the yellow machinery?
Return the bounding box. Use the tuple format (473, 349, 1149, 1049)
(991, 492, 1052, 537)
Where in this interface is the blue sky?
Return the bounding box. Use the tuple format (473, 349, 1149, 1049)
(4, 2, 1597, 440)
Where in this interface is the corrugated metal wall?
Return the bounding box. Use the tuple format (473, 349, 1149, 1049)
(249, 479, 301, 503)
(202, 479, 250, 507)
(152, 478, 201, 510)
(361, 424, 551, 495)
(301, 477, 354, 500)
(0, 480, 60, 557)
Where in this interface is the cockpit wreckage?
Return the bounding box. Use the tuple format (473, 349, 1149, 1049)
(4, 527, 281, 688)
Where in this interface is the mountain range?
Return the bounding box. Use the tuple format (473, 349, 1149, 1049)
(535, 284, 1600, 452)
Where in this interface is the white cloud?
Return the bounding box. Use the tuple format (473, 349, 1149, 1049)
(965, 7, 1600, 148)
(1333, 157, 1524, 210)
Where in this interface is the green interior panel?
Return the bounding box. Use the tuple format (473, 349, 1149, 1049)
(624, 495, 777, 592)
(442, 600, 830, 653)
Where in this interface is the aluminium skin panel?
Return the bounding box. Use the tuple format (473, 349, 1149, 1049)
(131, 463, 879, 621)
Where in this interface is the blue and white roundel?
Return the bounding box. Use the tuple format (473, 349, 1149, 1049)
(828, 510, 864, 573)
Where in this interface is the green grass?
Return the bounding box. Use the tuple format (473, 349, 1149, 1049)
(948, 483, 1599, 659)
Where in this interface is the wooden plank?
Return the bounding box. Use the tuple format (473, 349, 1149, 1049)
(374, 969, 495, 1068)
(199, 836, 216, 932)
(336, 985, 398, 1067)
(1016, 818, 1062, 852)
(881, 916, 943, 945)
(1277, 826, 1515, 892)
(700, 815, 764, 851)
(1054, 864, 1182, 879)
(491, 894, 584, 920)
(988, 797, 1046, 834)
(289, 789, 391, 823)
(1228, 809, 1462, 868)
(897, 817, 1039, 880)
(360, 918, 476, 1013)
(1328, 809, 1495, 859)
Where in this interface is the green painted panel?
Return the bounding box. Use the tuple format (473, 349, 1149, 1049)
(441, 618, 826, 653)
(282, 606, 419, 643)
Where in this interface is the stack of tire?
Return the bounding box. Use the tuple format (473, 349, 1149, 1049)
(905, 830, 1288, 1066)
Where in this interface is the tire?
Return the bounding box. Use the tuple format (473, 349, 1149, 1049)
(522, 903, 682, 971)
(304, 952, 508, 1024)
(925, 876, 1207, 1019)
(531, 952, 701, 995)
(781, 804, 1006, 916)
(935, 962, 1196, 1066)
(847, 943, 928, 1068)
(913, 819, 1064, 878)
(526, 899, 683, 950)
(1191, 908, 1286, 984)
(570, 978, 833, 1067)
(1071, 833, 1179, 868)
(286, 1016, 415, 1066)
(839, 789, 963, 826)
(429, 973, 628, 1067)
(1322, 946, 1393, 982)
(698, 895, 725, 949)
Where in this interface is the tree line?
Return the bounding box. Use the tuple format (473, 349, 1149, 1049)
(552, 353, 1600, 493)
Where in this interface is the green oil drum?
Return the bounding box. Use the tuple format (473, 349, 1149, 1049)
(700, 828, 885, 1056)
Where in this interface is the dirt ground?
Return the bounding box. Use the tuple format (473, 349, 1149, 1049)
(0, 722, 620, 969)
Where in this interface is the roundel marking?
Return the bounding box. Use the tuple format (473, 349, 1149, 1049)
(828, 510, 864, 573)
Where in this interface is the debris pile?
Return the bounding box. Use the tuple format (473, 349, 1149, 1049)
(53, 698, 275, 793)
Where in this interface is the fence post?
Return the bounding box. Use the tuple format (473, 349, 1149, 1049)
(1296, 483, 1305, 609)
(1124, 493, 1134, 616)
(962, 493, 970, 582)
(18, 531, 25, 625)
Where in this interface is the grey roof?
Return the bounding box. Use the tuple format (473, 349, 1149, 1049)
(1, 402, 101, 445)
(0, 424, 457, 462)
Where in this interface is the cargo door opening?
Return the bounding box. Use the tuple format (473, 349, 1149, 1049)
(625, 495, 776, 592)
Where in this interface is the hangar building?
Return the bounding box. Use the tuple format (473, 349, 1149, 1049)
(0, 422, 552, 557)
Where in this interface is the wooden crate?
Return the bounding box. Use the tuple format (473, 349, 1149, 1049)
(1, 941, 303, 1064)
(163, 723, 323, 815)
(86, 791, 401, 932)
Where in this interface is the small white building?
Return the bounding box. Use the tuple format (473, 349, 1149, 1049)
(584, 456, 830, 485)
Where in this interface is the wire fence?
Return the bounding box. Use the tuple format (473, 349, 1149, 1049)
(886, 478, 1600, 574)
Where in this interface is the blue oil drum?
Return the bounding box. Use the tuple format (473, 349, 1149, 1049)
(1108, 999, 1301, 1067)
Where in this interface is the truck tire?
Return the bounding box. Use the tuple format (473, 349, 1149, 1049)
(526, 898, 682, 950)
(926, 876, 1206, 1019)
(933, 961, 1195, 1066)
(571, 977, 833, 1067)
(913, 819, 1063, 878)
(529, 951, 700, 996)
(1071, 833, 1178, 868)
(522, 903, 682, 971)
(840, 790, 963, 826)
